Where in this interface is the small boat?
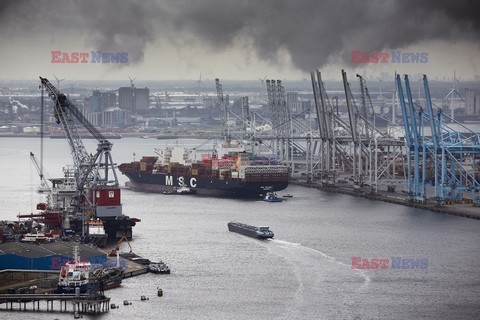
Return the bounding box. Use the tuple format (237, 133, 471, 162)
(176, 186, 197, 194)
(227, 222, 274, 239)
(148, 261, 171, 274)
(20, 233, 50, 244)
(263, 192, 282, 202)
(282, 194, 293, 198)
(164, 186, 197, 195)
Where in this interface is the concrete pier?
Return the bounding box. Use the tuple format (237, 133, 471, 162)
(122, 259, 148, 279)
(0, 293, 110, 314)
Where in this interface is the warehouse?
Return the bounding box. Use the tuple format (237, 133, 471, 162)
(0, 242, 107, 270)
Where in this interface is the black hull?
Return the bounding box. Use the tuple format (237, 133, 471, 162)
(227, 222, 274, 239)
(85, 234, 108, 248)
(57, 283, 89, 294)
(123, 172, 288, 197)
(101, 275, 123, 290)
(70, 217, 135, 241)
(57, 277, 121, 293)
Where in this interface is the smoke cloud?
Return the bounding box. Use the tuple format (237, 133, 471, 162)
(0, 0, 478, 71)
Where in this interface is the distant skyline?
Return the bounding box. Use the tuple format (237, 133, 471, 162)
(0, 0, 479, 82)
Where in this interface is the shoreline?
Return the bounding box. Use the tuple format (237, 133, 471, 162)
(290, 179, 480, 220)
(0, 132, 219, 139)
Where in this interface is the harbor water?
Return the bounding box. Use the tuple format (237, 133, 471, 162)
(1, 137, 480, 319)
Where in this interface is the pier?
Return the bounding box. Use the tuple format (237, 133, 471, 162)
(122, 258, 149, 278)
(0, 293, 110, 314)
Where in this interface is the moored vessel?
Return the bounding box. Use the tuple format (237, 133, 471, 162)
(119, 144, 288, 197)
(85, 220, 108, 247)
(57, 246, 123, 293)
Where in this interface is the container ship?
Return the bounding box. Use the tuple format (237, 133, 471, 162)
(118, 145, 288, 197)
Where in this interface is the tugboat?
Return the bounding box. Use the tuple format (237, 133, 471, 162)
(263, 192, 282, 202)
(227, 222, 274, 239)
(57, 246, 92, 294)
(175, 186, 197, 195)
(163, 186, 197, 195)
(57, 246, 123, 293)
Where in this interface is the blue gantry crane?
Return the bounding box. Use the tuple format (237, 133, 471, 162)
(397, 74, 480, 205)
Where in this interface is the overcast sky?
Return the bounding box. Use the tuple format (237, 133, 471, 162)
(0, 0, 479, 82)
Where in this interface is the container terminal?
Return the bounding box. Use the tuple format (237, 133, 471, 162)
(116, 74, 480, 219)
(2, 72, 480, 216)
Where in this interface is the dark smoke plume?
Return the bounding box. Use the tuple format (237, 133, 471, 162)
(0, 0, 478, 71)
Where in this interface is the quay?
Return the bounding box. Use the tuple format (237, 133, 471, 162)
(291, 179, 480, 220)
(122, 258, 148, 278)
(0, 293, 110, 314)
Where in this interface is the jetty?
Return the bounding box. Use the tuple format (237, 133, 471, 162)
(0, 293, 110, 314)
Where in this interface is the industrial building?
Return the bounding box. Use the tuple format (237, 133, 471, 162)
(118, 86, 150, 111)
(0, 242, 107, 271)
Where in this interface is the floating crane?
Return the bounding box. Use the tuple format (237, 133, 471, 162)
(39, 76, 137, 239)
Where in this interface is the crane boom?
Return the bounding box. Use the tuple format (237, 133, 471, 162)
(39, 76, 121, 218)
(30, 151, 52, 194)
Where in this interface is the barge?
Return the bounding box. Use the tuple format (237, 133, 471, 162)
(227, 222, 274, 239)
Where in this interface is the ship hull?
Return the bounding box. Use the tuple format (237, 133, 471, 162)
(100, 274, 123, 290)
(57, 283, 89, 294)
(70, 217, 136, 241)
(124, 172, 288, 197)
(56, 277, 122, 293)
(85, 234, 108, 248)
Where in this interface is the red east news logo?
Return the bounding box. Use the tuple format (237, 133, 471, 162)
(351, 51, 428, 63)
(51, 51, 128, 63)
